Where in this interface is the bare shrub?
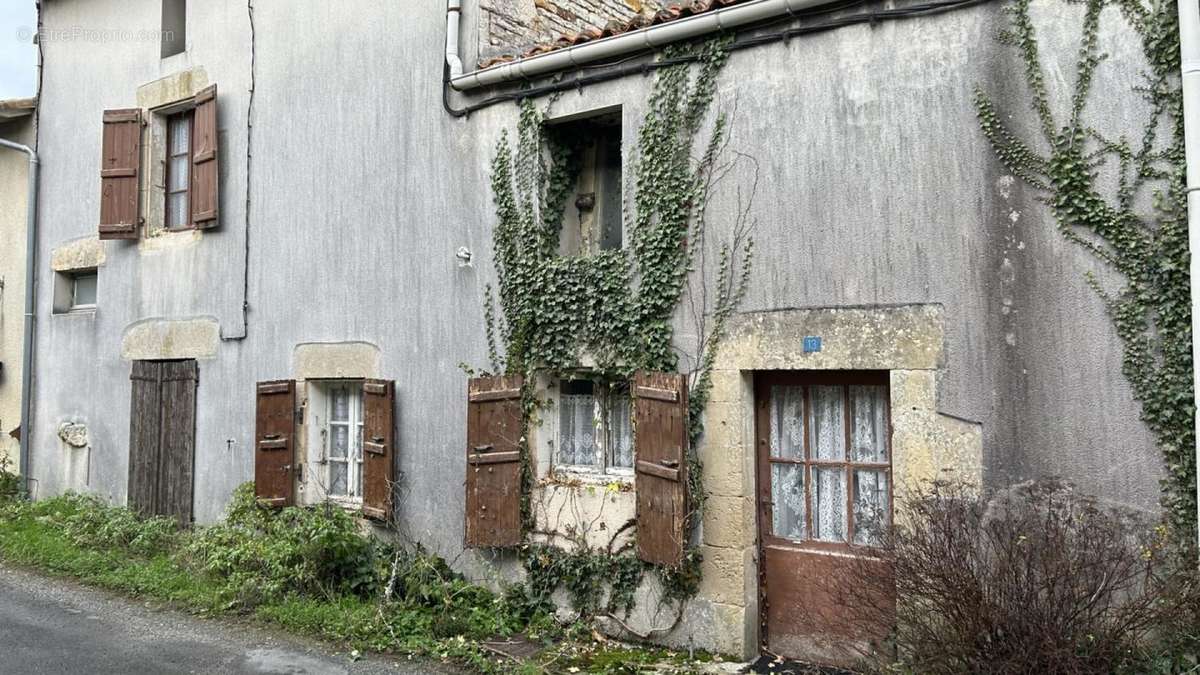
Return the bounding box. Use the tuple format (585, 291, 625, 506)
(834, 479, 1198, 674)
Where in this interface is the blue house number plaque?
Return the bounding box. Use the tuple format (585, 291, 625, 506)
(803, 336, 822, 353)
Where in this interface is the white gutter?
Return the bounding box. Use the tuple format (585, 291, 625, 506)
(0, 137, 37, 497)
(1180, 0, 1200, 559)
(447, 0, 827, 91)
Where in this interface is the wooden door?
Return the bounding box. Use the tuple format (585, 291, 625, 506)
(755, 371, 894, 664)
(127, 360, 197, 524)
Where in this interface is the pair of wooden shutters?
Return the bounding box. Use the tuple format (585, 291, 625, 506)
(254, 380, 395, 520)
(128, 360, 198, 525)
(99, 84, 219, 240)
(464, 372, 689, 566)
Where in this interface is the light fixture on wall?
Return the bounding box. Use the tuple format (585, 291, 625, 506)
(455, 246, 473, 267)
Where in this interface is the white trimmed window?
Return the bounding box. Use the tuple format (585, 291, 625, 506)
(315, 382, 364, 501)
(556, 379, 633, 475)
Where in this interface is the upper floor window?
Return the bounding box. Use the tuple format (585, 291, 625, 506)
(557, 379, 633, 475)
(161, 0, 186, 59)
(165, 110, 193, 230)
(546, 109, 623, 256)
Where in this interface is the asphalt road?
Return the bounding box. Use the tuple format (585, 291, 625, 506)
(0, 564, 463, 675)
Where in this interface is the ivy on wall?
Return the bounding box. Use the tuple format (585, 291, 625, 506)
(976, 0, 1197, 546)
(479, 38, 754, 616)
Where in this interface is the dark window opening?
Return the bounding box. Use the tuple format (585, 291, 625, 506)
(161, 0, 186, 58)
(165, 110, 193, 230)
(545, 109, 623, 256)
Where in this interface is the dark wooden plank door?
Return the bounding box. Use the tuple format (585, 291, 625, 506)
(464, 375, 523, 548)
(755, 371, 895, 665)
(362, 379, 395, 521)
(128, 361, 163, 516)
(255, 380, 296, 507)
(127, 360, 197, 524)
(633, 371, 689, 566)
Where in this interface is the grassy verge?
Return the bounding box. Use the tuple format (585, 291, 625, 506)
(0, 486, 717, 674)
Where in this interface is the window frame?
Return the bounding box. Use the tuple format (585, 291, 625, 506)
(756, 370, 893, 553)
(69, 270, 98, 312)
(164, 109, 195, 231)
(320, 381, 365, 503)
(554, 378, 634, 478)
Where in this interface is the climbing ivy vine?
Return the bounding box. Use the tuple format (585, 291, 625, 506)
(480, 38, 755, 616)
(976, 0, 1197, 546)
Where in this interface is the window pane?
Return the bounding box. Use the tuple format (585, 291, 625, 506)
(813, 467, 847, 542)
(166, 192, 187, 229)
(769, 386, 804, 460)
(329, 424, 348, 459)
(854, 470, 891, 546)
(851, 385, 888, 463)
(329, 461, 348, 497)
(609, 394, 633, 469)
(331, 389, 350, 422)
(771, 463, 807, 541)
(169, 114, 190, 155)
(168, 154, 189, 192)
(809, 386, 846, 461)
(72, 273, 97, 307)
(559, 393, 598, 466)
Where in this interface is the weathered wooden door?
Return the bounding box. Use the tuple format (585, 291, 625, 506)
(464, 375, 523, 548)
(128, 360, 197, 524)
(632, 371, 689, 566)
(755, 371, 894, 664)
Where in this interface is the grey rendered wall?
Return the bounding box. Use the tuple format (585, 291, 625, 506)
(30, 0, 1161, 574)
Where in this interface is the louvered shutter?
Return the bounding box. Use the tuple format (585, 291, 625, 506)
(128, 361, 163, 515)
(255, 380, 296, 506)
(99, 108, 142, 240)
(190, 85, 219, 228)
(465, 375, 524, 548)
(633, 371, 689, 566)
(361, 379, 395, 521)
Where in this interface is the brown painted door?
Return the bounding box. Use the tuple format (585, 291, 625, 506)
(755, 371, 894, 664)
(464, 375, 523, 548)
(127, 360, 197, 524)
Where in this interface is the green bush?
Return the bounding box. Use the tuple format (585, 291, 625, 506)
(0, 456, 22, 503)
(184, 483, 378, 605)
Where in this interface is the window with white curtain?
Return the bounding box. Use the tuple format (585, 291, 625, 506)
(325, 383, 364, 500)
(557, 379, 633, 475)
(766, 377, 891, 547)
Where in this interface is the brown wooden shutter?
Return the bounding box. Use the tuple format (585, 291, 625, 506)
(128, 361, 163, 515)
(255, 380, 296, 506)
(99, 108, 142, 240)
(157, 361, 198, 525)
(465, 375, 524, 548)
(633, 371, 689, 566)
(190, 85, 219, 228)
(361, 379, 395, 521)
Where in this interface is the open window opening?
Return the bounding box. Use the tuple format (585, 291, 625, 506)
(555, 377, 633, 476)
(545, 108, 623, 256)
(307, 381, 365, 503)
(53, 269, 98, 314)
(161, 0, 186, 59)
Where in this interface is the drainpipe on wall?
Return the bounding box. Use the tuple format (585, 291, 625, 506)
(446, 0, 463, 80)
(0, 137, 38, 497)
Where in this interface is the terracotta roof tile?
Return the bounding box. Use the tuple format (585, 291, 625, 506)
(477, 0, 756, 70)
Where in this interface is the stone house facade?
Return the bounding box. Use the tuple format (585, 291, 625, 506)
(21, 0, 1163, 663)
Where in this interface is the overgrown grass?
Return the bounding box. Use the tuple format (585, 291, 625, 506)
(0, 483, 716, 674)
